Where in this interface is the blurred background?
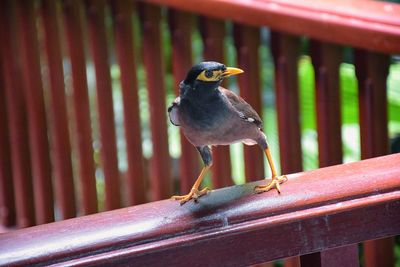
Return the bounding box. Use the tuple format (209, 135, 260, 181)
(1, 0, 399, 266)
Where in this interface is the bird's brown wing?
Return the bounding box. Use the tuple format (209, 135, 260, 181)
(219, 87, 263, 129)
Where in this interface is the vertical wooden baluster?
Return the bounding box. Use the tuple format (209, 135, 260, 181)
(200, 17, 233, 188)
(0, 0, 35, 228)
(355, 51, 390, 158)
(41, 0, 76, 219)
(301, 41, 359, 267)
(86, 0, 121, 210)
(301, 246, 359, 267)
(0, 22, 16, 228)
(168, 10, 200, 193)
(16, 0, 54, 225)
(355, 49, 393, 267)
(311, 41, 343, 167)
(63, 0, 98, 215)
(270, 31, 302, 267)
(233, 24, 264, 182)
(234, 23, 272, 267)
(270, 31, 302, 174)
(139, 4, 172, 200)
(111, 0, 146, 205)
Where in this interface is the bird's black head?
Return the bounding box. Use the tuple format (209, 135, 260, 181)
(183, 61, 243, 89)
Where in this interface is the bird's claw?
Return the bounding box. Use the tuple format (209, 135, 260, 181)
(254, 175, 287, 194)
(171, 187, 209, 205)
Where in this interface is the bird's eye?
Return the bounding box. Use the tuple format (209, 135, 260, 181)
(205, 70, 213, 78)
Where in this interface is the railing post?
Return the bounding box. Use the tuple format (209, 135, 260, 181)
(139, 3, 172, 200)
(270, 31, 302, 267)
(86, 0, 121, 210)
(0, 19, 16, 228)
(300, 245, 359, 267)
(41, 0, 76, 220)
(62, 0, 98, 215)
(355, 51, 390, 158)
(111, 0, 146, 205)
(355, 49, 393, 267)
(311, 41, 343, 166)
(16, 0, 54, 225)
(168, 10, 200, 193)
(270, 32, 302, 174)
(233, 24, 265, 181)
(0, 0, 34, 229)
(301, 41, 359, 267)
(200, 17, 233, 188)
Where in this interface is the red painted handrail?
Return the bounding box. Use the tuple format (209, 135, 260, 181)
(143, 0, 400, 54)
(0, 154, 399, 266)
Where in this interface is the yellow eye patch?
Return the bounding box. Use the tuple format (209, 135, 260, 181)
(196, 70, 223, 82)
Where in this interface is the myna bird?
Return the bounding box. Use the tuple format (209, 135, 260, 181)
(168, 61, 287, 204)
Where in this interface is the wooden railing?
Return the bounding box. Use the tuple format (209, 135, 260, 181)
(0, 0, 399, 266)
(0, 154, 399, 266)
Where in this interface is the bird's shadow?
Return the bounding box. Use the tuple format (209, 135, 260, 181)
(178, 180, 268, 223)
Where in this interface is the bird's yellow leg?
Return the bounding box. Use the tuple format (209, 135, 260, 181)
(254, 148, 287, 193)
(172, 165, 210, 205)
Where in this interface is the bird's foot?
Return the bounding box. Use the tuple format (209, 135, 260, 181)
(171, 187, 209, 205)
(254, 175, 288, 194)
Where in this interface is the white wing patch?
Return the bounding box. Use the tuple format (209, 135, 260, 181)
(173, 96, 181, 105)
(237, 111, 257, 124)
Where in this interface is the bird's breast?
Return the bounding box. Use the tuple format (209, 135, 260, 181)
(178, 96, 229, 130)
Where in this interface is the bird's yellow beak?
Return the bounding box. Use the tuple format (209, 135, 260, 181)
(223, 67, 244, 77)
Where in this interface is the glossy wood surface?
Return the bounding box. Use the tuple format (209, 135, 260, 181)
(145, 0, 400, 53)
(0, 154, 399, 266)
